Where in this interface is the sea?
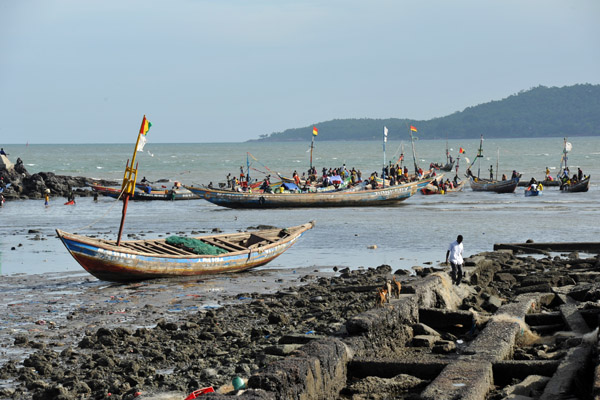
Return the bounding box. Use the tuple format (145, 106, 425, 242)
(0, 136, 599, 278)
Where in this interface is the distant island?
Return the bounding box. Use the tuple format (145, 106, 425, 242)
(249, 84, 600, 142)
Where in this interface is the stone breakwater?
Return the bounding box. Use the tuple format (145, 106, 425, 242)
(0, 155, 116, 200)
(0, 245, 599, 400)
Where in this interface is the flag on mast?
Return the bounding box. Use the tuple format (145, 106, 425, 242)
(136, 115, 152, 152)
(383, 126, 388, 143)
(410, 125, 417, 132)
(312, 126, 318, 136)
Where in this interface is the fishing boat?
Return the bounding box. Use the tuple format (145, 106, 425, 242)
(421, 179, 465, 195)
(556, 138, 591, 193)
(92, 184, 200, 201)
(524, 187, 543, 196)
(186, 180, 422, 209)
(57, 116, 313, 282)
(466, 135, 519, 193)
(56, 222, 314, 282)
(469, 177, 519, 193)
(431, 136, 455, 171)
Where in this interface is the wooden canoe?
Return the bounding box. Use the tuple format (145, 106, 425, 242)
(469, 177, 519, 193)
(92, 184, 200, 201)
(524, 188, 542, 196)
(560, 176, 590, 193)
(421, 180, 465, 195)
(186, 180, 421, 209)
(56, 222, 314, 282)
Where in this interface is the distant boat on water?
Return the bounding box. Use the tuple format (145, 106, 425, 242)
(186, 180, 423, 209)
(556, 138, 591, 193)
(466, 135, 519, 193)
(92, 184, 199, 201)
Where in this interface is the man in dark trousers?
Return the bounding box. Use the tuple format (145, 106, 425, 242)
(446, 235, 464, 285)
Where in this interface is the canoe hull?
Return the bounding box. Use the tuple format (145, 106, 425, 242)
(560, 176, 590, 193)
(56, 222, 313, 282)
(92, 185, 200, 201)
(524, 189, 542, 197)
(187, 182, 421, 209)
(421, 180, 465, 195)
(469, 177, 519, 193)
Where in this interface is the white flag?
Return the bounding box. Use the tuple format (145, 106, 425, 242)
(383, 126, 388, 143)
(565, 142, 572, 152)
(136, 134, 147, 152)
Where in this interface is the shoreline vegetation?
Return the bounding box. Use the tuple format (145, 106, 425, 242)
(0, 242, 599, 399)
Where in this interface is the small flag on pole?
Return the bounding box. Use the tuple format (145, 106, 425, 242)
(312, 126, 318, 136)
(383, 126, 388, 143)
(137, 115, 152, 152)
(459, 147, 465, 154)
(410, 125, 417, 132)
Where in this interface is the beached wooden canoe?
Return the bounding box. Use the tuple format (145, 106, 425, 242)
(469, 177, 519, 193)
(56, 222, 314, 282)
(186, 180, 421, 209)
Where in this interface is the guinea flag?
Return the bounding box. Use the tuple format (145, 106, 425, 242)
(459, 147, 465, 154)
(313, 126, 318, 136)
(139, 115, 152, 135)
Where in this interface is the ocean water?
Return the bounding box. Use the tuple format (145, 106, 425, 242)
(0, 136, 598, 277)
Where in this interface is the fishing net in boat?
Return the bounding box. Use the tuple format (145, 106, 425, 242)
(165, 236, 228, 255)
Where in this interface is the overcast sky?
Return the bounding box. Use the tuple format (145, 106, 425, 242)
(1, 0, 599, 144)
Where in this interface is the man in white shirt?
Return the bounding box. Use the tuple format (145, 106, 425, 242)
(445, 235, 464, 285)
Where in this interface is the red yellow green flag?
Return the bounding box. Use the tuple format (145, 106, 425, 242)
(139, 115, 152, 135)
(312, 126, 318, 136)
(410, 125, 417, 132)
(459, 147, 465, 154)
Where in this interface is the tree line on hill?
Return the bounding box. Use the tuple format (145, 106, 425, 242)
(250, 84, 600, 142)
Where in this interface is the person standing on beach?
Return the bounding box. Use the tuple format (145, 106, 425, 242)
(446, 235, 464, 285)
(44, 189, 50, 207)
(489, 165, 494, 180)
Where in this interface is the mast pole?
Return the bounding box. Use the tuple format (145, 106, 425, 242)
(410, 128, 418, 175)
(310, 135, 314, 171)
(496, 147, 499, 181)
(116, 115, 146, 246)
(476, 134, 483, 179)
(446, 134, 449, 164)
(383, 126, 387, 188)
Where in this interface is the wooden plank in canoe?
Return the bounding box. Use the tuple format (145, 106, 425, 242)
(201, 238, 247, 252)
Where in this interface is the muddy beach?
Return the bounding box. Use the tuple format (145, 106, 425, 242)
(0, 245, 599, 400)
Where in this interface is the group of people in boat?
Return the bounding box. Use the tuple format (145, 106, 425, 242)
(526, 177, 543, 192)
(430, 175, 461, 193)
(466, 168, 520, 182)
(558, 167, 585, 189)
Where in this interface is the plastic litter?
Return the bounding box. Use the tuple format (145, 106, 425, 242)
(184, 386, 215, 399)
(232, 376, 246, 391)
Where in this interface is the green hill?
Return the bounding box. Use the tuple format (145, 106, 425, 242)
(250, 84, 600, 141)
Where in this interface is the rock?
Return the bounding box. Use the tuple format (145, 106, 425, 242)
(432, 340, 456, 354)
(411, 323, 440, 337)
(411, 335, 437, 348)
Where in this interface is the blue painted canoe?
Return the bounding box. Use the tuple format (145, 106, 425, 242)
(186, 180, 422, 209)
(56, 222, 314, 282)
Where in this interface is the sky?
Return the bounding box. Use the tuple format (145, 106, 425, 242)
(1, 0, 599, 144)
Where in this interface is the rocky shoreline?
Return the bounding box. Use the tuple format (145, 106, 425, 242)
(0, 154, 117, 200)
(1, 245, 599, 400)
